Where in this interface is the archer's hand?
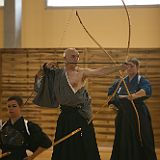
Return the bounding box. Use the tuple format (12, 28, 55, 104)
(46, 62, 58, 69)
(128, 93, 137, 100)
(120, 62, 128, 71)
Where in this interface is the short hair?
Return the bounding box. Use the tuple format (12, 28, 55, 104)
(7, 96, 23, 106)
(63, 48, 79, 57)
(127, 58, 140, 67)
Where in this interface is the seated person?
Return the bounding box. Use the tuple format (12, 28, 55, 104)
(0, 96, 52, 160)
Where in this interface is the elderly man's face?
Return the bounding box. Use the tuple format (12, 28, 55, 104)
(64, 50, 79, 63)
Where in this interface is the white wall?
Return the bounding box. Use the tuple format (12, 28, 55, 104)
(0, 0, 160, 48)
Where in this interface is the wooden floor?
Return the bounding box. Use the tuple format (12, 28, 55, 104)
(33, 147, 160, 160)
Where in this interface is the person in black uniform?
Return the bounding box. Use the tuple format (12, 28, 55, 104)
(107, 58, 157, 160)
(0, 96, 52, 160)
(34, 48, 128, 160)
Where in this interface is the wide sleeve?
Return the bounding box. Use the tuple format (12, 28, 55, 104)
(33, 66, 60, 108)
(27, 122, 52, 152)
(107, 79, 120, 96)
(139, 76, 152, 98)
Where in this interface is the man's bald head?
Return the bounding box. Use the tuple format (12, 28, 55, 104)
(63, 48, 79, 57)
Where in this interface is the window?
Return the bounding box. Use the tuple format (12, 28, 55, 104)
(46, 0, 160, 7)
(0, 0, 4, 7)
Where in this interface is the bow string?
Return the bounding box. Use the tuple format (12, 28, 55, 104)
(76, 0, 143, 145)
